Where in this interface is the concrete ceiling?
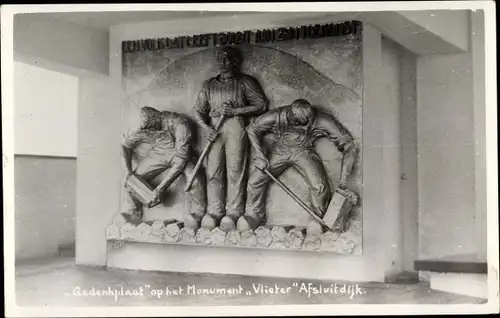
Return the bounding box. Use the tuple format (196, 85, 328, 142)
(31, 11, 262, 31)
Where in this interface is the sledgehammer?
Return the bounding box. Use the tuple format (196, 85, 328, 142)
(259, 167, 357, 232)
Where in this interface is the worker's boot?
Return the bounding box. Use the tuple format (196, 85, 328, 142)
(200, 213, 221, 231)
(236, 214, 260, 231)
(220, 214, 238, 233)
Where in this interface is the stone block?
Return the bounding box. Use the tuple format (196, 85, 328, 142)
(285, 228, 306, 249)
(150, 221, 166, 239)
(271, 226, 287, 242)
(120, 223, 137, 241)
(165, 222, 183, 243)
(320, 231, 340, 251)
(179, 227, 196, 244)
(136, 222, 152, 241)
(196, 228, 212, 245)
(255, 226, 272, 248)
(225, 230, 241, 246)
(240, 230, 257, 248)
(210, 228, 227, 246)
(303, 235, 321, 251)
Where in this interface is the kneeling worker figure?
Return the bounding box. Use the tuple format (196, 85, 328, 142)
(239, 99, 359, 234)
(121, 106, 207, 227)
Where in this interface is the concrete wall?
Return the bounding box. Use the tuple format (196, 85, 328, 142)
(15, 155, 76, 260)
(14, 61, 78, 157)
(14, 62, 78, 260)
(416, 10, 487, 261)
(416, 51, 476, 259)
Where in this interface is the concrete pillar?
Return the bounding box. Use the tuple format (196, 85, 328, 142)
(399, 49, 419, 272)
(76, 75, 121, 266)
(362, 25, 403, 281)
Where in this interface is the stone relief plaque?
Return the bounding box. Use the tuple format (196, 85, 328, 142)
(114, 21, 363, 254)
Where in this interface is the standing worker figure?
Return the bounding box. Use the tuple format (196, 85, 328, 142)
(240, 99, 359, 234)
(192, 46, 269, 232)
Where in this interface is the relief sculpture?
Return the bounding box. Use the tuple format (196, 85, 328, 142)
(191, 46, 269, 233)
(115, 28, 363, 254)
(121, 106, 207, 228)
(240, 99, 359, 235)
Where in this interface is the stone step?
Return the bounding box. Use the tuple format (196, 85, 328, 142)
(414, 253, 487, 274)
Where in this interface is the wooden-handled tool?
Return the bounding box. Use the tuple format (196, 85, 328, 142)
(260, 167, 357, 232)
(184, 115, 225, 192)
(259, 167, 332, 230)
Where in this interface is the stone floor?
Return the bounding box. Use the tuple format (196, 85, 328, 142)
(15, 256, 487, 307)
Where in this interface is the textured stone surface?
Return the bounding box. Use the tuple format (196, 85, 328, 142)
(303, 235, 322, 251)
(166, 222, 183, 236)
(106, 224, 121, 240)
(179, 228, 196, 244)
(120, 223, 137, 241)
(334, 231, 357, 254)
(350, 220, 362, 237)
(240, 230, 257, 248)
(226, 230, 241, 246)
(210, 228, 227, 246)
(285, 228, 306, 249)
(109, 218, 362, 254)
(165, 223, 183, 243)
(271, 226, 287, 242)
(149, 221, 166, 239)
(255, 226, 272, 248)
(136, 222, 152, 241)
(112, 214, 127, 228)
(320, 231, 337, 250)
(196, 228, 212, 245)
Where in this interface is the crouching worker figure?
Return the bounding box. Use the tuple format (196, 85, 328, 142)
(239, 99, 359, 234)
(121, 106, 207, 228)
